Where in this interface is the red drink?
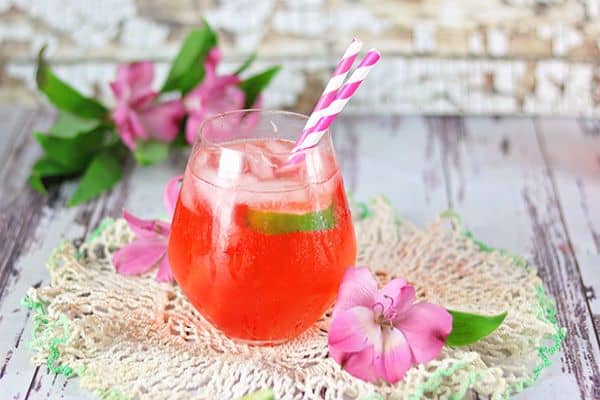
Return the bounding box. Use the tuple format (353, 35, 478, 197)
(168, 111, 356, 343)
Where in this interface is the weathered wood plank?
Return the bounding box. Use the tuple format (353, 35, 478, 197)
(0, 107, 132, 399)
(334, 115, 448, 227)
(0, 106, 32, 172)
(0, 187, 134, 399)
(0, 108, 54, 302)
(535, 118, 600, 340)
(0, 108, 58, 399)
(435, 116, 600, 399)
(1, 156, 186, 398)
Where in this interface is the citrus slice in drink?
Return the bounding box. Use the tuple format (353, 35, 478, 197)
(243, 202, 336, 235)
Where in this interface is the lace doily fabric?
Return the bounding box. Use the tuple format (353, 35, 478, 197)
(24, 197, 565, 400)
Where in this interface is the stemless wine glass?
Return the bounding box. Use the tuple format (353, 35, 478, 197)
(168, 110, 356, 344)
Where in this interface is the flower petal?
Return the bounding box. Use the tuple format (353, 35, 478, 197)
(127, 110, 148, 141)
(373, 328, 412, 384)
(251, 94, 263, 109)
(375, 279, 415, 321)
(111, 62, 158, 110)
(130, 90, 158, 110)
(163, 174, 183, 218)
(109, 81, 125, 99)
(240, 97, 263, 132)
(328, 306, 381, 353)
(394, 302, 452, 364)
(123, 210, 170, 239)
(113, 239, 166, 276)
(111, 105, 140, 150)
(340, 346, 379, 383)
(117, 61, 154, 93)
(203, 78, 244, 116)
(332, 267, 377, 318)
(185, 113, 204, 145)
(155, 254, 174, 283)
(139, 100, 186, 143)
(205, 48, 222, 78)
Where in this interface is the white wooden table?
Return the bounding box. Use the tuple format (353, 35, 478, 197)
(0, 107, 599, 399)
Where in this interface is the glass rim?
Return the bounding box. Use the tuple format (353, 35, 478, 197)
(196, 109, 332, 156)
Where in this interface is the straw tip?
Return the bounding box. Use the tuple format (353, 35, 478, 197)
(348, 38, 363, 51)
(368, 48, 382, 61)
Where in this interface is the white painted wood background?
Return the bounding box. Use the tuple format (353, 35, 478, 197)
(2, 0, 600, 116)
(0, 108, 599, 398)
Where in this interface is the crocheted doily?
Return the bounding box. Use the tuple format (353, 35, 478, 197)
(24, 197, 565, 400)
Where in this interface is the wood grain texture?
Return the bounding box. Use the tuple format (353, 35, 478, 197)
(334, 115, 448, 228)
(0, 107, 133, 399)
(0, 110, 598, 399)
(536, 118, 600, 339)
(431, 116, 600, 399)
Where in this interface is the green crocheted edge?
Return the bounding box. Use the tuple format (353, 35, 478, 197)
(348, 192, 375, 220)
(76, 218, 115, 260)
(21, 293, 129, 400)
(21, 295, 76, 377)
(23, 228, 128, 400)
(438, 209, 566, 399)
(24, 206, 564, 400)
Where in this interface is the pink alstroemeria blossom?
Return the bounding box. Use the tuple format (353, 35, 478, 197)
(110, 62, 185, 150)
(183, 48, 249, 145)
(328, 267, 452, 384)
(112, 174, 183, 282)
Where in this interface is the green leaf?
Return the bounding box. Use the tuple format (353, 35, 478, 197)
(238, 66, 281, 108)
(67, 151, 123, 207)
(239, 389, 275, 400)
(36, 46, 108, 119)
(134, 140, 169, 166)
(234, 52, 257, 75)
(170, 130, 188, 149)
(49, 111, 102, 138)
(161, 21, 217, 94)
(32, 156, 82, 176)
(34, 128, 105, 170)
(28, 156, 88, 193)
(28, 174, 47, 194)
(446, 310, 507, 347)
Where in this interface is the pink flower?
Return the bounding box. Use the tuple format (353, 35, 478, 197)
(112, 174, 183, 282)
(328, 267, 452, 384)
(183, 48, 249, 145)
(110, 62, 185, 150)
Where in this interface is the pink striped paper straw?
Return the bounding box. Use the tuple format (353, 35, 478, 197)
(301, 38, 363, 133)
(289, 49, 381, 163)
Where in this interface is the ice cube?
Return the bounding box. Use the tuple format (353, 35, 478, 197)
(245, 143, 276, 180)
(263, 139, 294, 155)
(236, 172, 260, 189)
(237, 177, 310, 210)
(274, 160, 304, 179)
(217, 148, 244, 180)
(255, 178, 302, 192)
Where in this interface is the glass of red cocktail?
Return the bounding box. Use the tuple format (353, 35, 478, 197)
(168, 110, 356, 344)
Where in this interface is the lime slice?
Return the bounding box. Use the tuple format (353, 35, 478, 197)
(246, 204, 336, 235)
